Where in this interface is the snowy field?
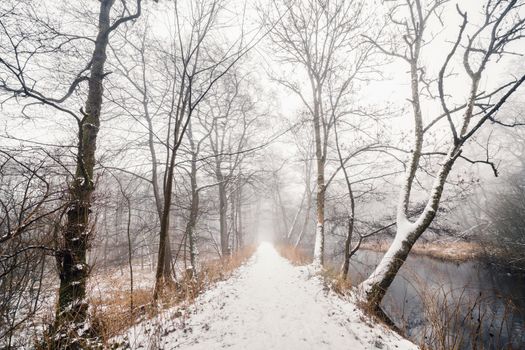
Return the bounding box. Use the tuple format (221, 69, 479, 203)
(115, 243, 417, 349)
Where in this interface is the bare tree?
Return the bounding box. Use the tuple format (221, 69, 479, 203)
(200, 68, 261, 256)
(290, 124, 315, 249)
(105, 0, 253, 298)
(263, 0, 377, 267)
(108, 18, 178, 288)
(0, 146, 63, 348)
(359, 0, 525, 312)
(0, 0, 142, 345)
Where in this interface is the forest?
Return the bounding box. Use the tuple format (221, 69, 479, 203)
(1, 0, 525, 349)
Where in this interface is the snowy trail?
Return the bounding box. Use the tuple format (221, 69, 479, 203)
(121, 243, 417, 349)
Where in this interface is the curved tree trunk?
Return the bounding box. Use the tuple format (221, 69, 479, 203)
(334, 117, 355, 279)
(359, 147, 458, 308)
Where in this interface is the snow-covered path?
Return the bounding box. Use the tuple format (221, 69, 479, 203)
(121, 243, 417, 349)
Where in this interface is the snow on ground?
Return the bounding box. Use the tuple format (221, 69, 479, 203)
(4, 265, 156, 348)
(116, 242, 418, 350)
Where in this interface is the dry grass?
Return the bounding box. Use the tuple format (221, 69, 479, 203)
(319, 267, 353, 296)
(415, 285, 522, 350)
(373, 265, 525, 350)
(360, 240, 483, 262)
(89, 246, 256, 345)
(199, 245, 256, 287)
(277, 245, 352, 296)
(90, 288, 153, 343)
(276, 244, 312, 265)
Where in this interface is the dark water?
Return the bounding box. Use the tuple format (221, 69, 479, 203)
(329, 250, 525, 349)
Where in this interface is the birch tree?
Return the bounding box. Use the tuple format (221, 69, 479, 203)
(359, 0, 525, 312)
(263, 0, 377, 267)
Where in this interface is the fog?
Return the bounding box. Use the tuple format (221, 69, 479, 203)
(1, 0, 525, 349)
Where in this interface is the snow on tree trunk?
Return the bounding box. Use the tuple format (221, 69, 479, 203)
(312, 79, 326, 268)
(359, 147, 457, 307)
(53, 0, 110, 344)
(52, 0, 142, 346)
(312, 172, 325, 267)
(312, 185, 325, 268)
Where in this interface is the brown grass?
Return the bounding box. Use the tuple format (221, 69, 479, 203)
(371, 264, 524, 350)
(276, 244, 312, 265)
(416, 284, 521, 350)
(277, 245, 352, 296)
(90, 288, 154, 342)
(319, 266, 353, 295)
(89, 245, 256, 345)
(199, 245, 256, 286)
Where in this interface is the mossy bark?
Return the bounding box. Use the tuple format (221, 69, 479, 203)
(52, 1, 115, 347)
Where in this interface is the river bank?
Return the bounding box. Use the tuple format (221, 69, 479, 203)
(279, 242, 525, 349)
(360, 239, 485, 262)
(359, 239, 525, 274)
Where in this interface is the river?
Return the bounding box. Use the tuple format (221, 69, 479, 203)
(328, 249, 525, 349)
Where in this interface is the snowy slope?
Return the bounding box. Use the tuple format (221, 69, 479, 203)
(116, 243, 418, 350)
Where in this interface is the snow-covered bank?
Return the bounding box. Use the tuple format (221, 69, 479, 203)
(114, 243, 417, 349)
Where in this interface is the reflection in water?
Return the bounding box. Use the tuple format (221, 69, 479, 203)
(331, 250, 525, 349)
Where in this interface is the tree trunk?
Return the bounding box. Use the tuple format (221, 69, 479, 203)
(218, 176, 229, 256)
(53, 0, 115, 346)
(312, 81, 325, 267)
(153, 152, 176, 299)
(185, 124, 199, 277)
(123, 192, 134, 311)
(275, 175, 289, 236)
(186, 185, 199, 277)
(294, 196, 312, 249)
(359, 147, 457, 308)
(334, 117, 355, 279)
(285, 189, 306, 243)
(236, 179, 243, 249)
(230, 187, 236, 252)
(163, 234, 173, 281)
(340, 214, 354, 278)
(144, 88, 173, 286)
